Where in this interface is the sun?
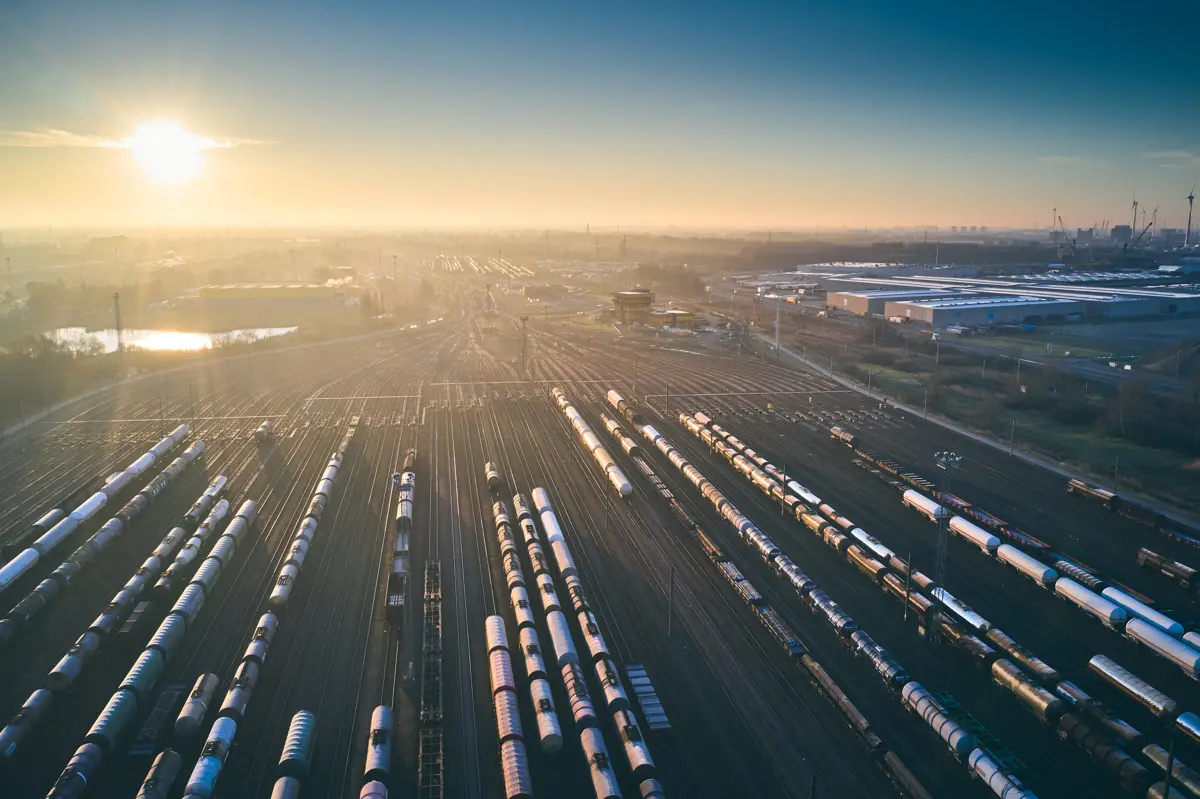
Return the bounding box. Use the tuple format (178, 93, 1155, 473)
(127, 120, 208, 183)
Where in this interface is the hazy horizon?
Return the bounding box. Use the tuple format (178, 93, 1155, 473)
(3, 0, 1197, 231)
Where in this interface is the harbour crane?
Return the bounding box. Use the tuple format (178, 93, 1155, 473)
(1057, 216, 1076, 257)
(1131, 207, 1158, 247)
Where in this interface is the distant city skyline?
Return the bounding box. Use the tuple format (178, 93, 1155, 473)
(1, 0, 1197, 230)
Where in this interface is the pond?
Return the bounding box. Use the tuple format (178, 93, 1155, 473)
(49, 327, 298, 353)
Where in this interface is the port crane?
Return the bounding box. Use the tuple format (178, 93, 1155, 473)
(1057, 216, 1076, 258)
(1131, 207, 1158, 247)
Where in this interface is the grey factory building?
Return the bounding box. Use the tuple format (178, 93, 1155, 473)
(825, 271, 1200, 328)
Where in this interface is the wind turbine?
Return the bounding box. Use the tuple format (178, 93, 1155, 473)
(1131, 195, 1139, 236)
(1187, 182, 1196, 248)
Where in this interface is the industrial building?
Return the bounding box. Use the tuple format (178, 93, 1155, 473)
(650, 308, 696, 328)
(612, 289, 655, 323)
(884, 296, 1082, 327)
(824, 271, 1200, 328)
(827, 289, 962, 316)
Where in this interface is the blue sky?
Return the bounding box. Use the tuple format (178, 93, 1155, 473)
(1, 0, 1197, 229)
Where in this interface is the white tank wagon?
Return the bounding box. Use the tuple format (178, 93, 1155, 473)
(1088, 654, 1178, 720)
(556, 391, 634, 498)
(533, 572, 562, 613)
(154, 500, 232, 597)
(3, 451, 209, 651)
(394, 472, 416, 533)
(993, 545, 1057, 588)
(578, 609, 610, 663)
(1178, 712, 1200, 746)
(182, 716, 238, 797)
(901, 490, 946, 522)
(595, 658, 631, 712)
(486, 615, 509, 655)
(1101, 587, 1184, 637)
(580, 726, 622, 799)
(901, 682, 976, 757)
(518, 626, 547, 678)
(485, 462, 505, 492)
(613, 708, 656, 782)
(364, 705, 393, 783)
(849, 528, 895, 562)
(0, 493, 106, 590)
(968, 749, 1040, 799)
(931, 588, 991, 634)
(1124, 619, 1200, 679)
(545, 609, 579, 666)
(603, 413, 643, 456)
(253, 419, 274, 442)
(563, 662, 599, 729)
(529, 677, 564, 753)
(500, 738, 534, 799)
(1054, 578, 1129, 628)
(947, 516, 1001, 555)
(511, 585, 537, 629)
(490, 648, 517, 696)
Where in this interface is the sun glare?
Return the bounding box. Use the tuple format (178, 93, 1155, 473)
(127, 120, 208, 182)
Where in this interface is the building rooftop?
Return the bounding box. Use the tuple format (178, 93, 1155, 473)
(903, 295, 1070, 310)
(829, 288, 960, 299)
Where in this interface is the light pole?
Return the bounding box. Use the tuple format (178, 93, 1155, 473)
(931, 451, 962, 643)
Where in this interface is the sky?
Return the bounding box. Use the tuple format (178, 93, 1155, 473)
(1, 0, 1198, 231)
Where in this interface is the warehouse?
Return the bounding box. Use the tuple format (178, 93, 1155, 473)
(826, 289, 962, 316)
(885, 296, 1083, 327)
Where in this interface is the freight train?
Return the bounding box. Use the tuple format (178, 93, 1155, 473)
(657, 409, 1050, 796)
(1066, 479, 1200, 547)
(681, 410, 1200, 798)
(386, 464, 415, 627)
(553, 388, 632, 497)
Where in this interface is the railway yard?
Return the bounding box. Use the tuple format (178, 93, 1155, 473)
(4, 313, 1200, 799)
